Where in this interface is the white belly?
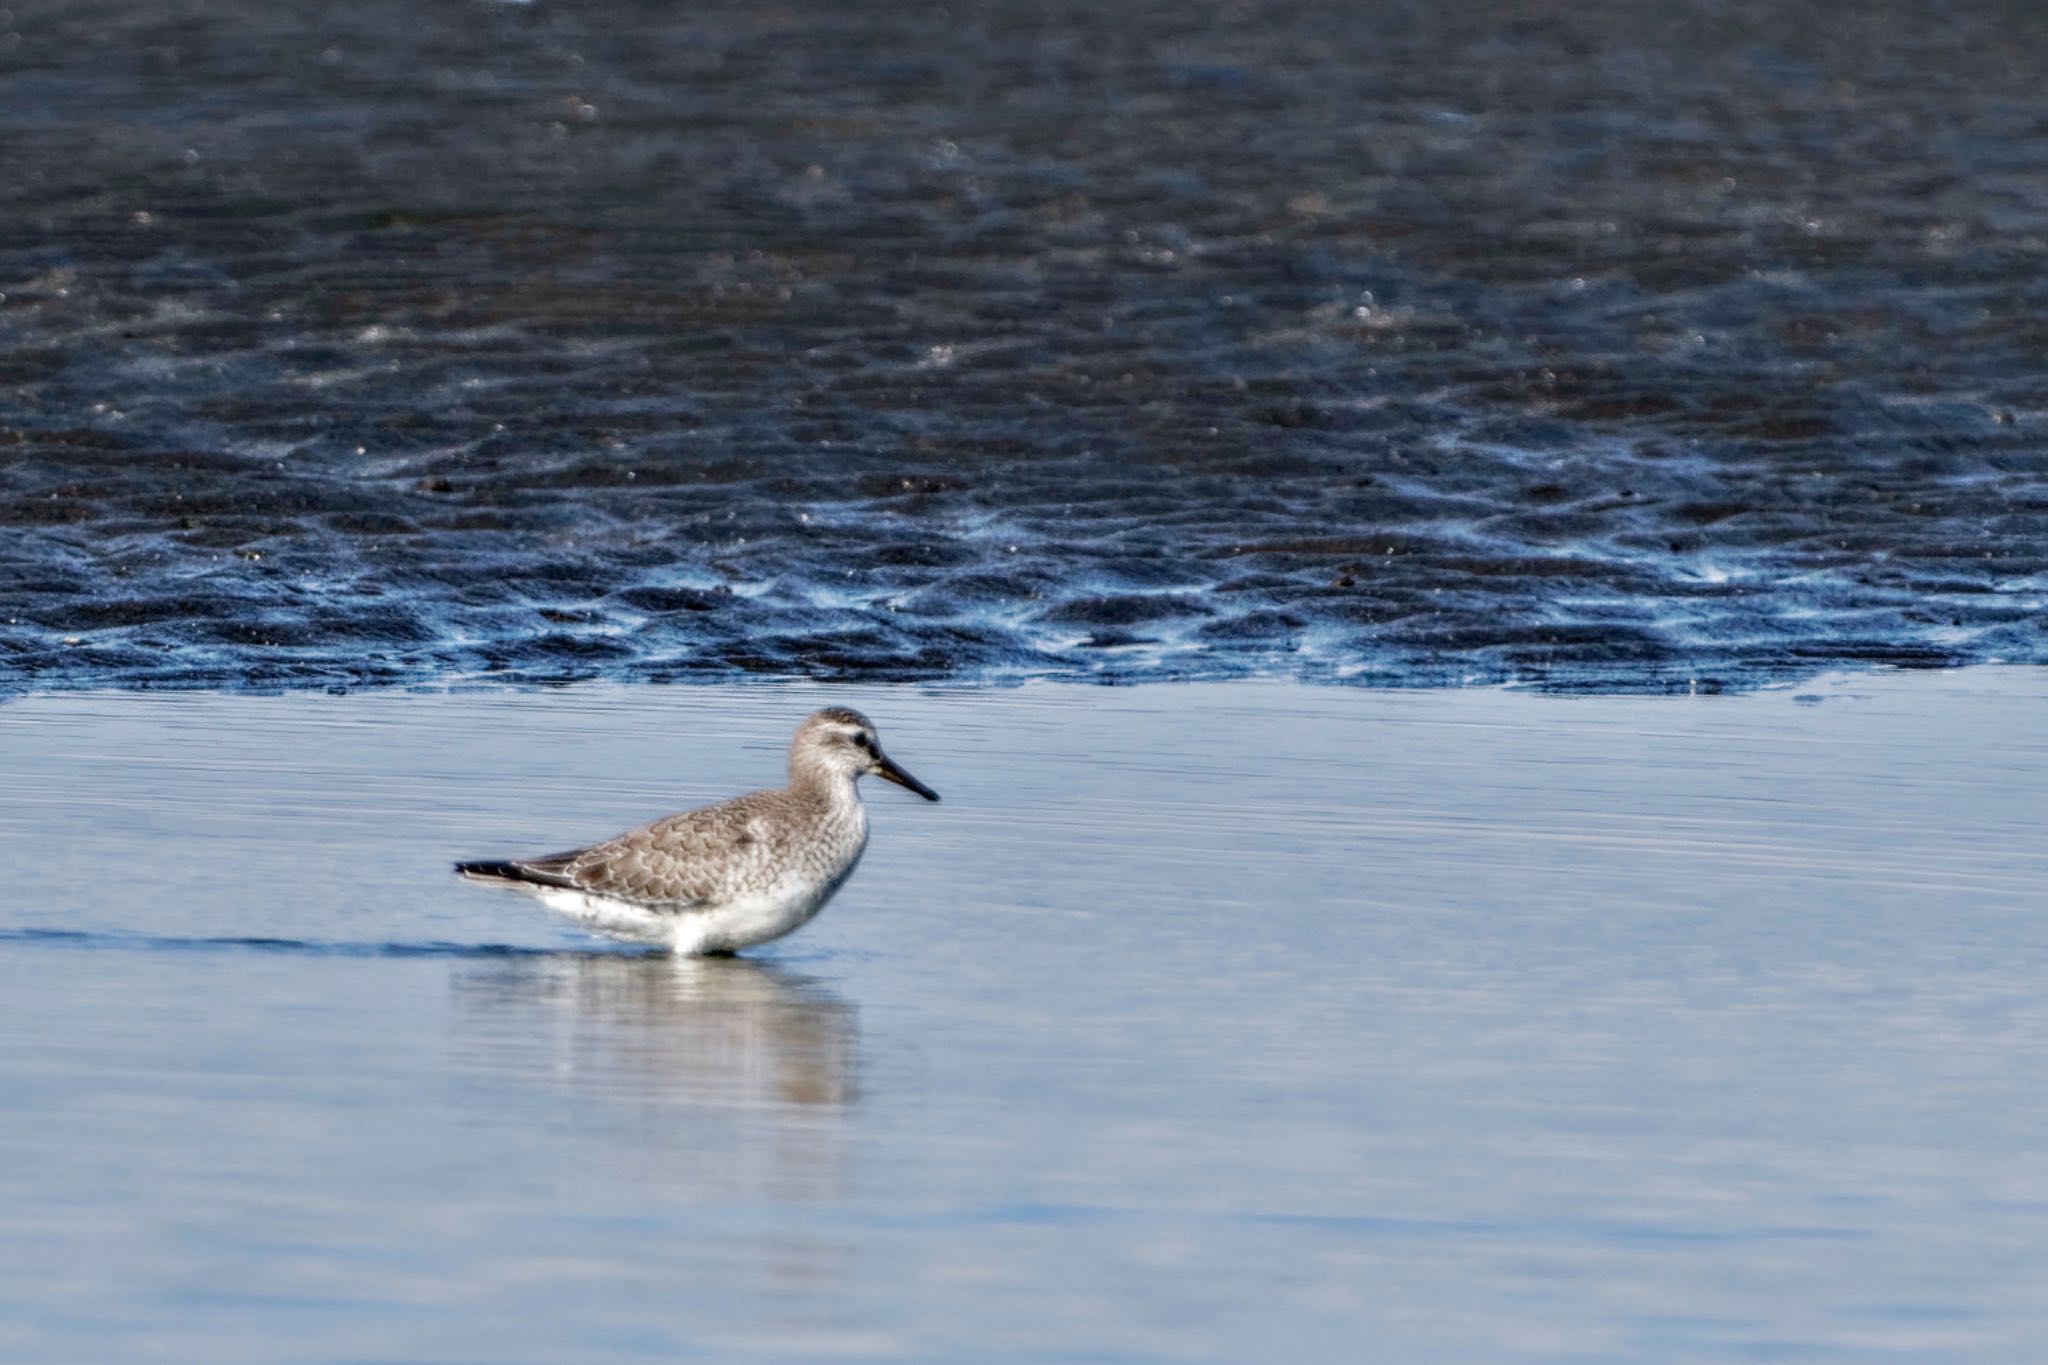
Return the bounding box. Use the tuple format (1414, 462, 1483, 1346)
(531, 853, 862, 955)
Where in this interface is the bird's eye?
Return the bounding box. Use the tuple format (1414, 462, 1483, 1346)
(850, 733, 872, 750)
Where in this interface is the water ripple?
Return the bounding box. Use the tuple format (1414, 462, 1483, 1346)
(0, 927, 657, 960)
(2, 0, 2044, 693)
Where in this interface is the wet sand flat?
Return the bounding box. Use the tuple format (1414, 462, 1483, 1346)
(7, 0, 2048, 691)
(1, 671, 2045, 1361)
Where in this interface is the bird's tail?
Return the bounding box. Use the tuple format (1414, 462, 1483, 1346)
(454, 855, 581, 889)
(454, 858, 529, 884)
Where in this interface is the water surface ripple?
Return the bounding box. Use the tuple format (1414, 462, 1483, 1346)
(3, 0, 2046, 690)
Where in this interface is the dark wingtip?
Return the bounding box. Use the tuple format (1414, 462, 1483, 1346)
(456, 855, 582, 889)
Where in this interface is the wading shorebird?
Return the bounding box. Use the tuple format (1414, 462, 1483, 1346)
(455, 708, 939, 954)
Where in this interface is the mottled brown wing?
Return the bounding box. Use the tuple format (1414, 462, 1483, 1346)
(511, 848, 592, 879)
(557, 794, 770, 908)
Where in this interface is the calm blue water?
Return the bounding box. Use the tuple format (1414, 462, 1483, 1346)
(2, 672, 2045, 1361)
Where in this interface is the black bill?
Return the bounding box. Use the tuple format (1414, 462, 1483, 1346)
(875, 753, 941, 802)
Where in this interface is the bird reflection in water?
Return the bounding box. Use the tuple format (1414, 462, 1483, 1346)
(450, 953, 859, 1206)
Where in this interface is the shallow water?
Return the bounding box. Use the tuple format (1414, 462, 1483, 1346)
(2, 671, 2045, 1360)
(5, 0, 2048, 691)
